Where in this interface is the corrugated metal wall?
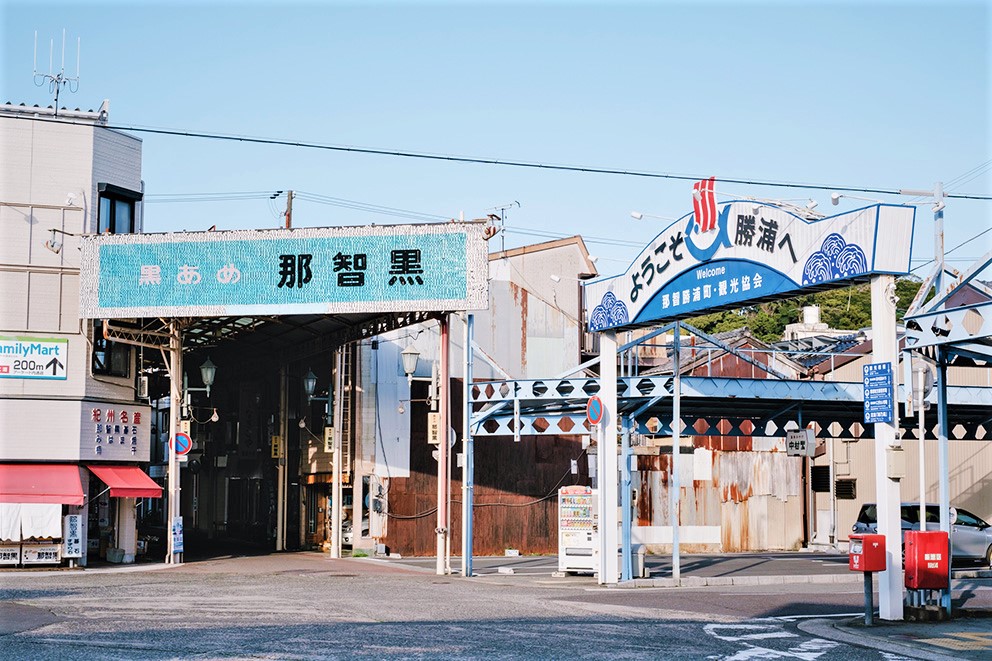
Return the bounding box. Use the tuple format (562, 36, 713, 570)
(381, 381, 591, 556)
(634, 436, 804, 553)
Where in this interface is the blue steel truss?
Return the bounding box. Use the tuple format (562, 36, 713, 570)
(471, 271, 992, 442)
(470, 375, 992, 440)
(904, 250, 992, 365)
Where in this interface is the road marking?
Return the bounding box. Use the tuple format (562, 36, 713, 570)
(915, 632, 992, 651)
(705, 623, 840, 660)
(705, 623, 798, 641)
(757, 613, 864, 622)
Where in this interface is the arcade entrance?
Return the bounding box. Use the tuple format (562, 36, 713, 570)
(80, 221, 490, 561)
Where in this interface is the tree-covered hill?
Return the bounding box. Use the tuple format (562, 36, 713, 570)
(688, 277, 926, 343)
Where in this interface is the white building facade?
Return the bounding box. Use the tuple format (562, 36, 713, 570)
(0, 102, 159, 567)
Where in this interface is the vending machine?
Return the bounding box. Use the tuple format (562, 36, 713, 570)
(558, 485, 598, 574)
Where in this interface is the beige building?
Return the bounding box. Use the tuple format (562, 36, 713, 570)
(0, 101, 159, 567)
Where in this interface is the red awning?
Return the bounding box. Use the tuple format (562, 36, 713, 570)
(0, 464, 85, 505)
(87, 465, 163, 499)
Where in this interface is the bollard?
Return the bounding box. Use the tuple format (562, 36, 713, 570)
(634, 544, 647, 578)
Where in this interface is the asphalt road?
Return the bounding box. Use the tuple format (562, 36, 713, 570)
(1, 552, 988, 660)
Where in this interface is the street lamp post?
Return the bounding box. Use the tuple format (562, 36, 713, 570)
(401, 346, 420, 385)
(303, 366, 337, 556)
(168, 351, 217, 564)
(182, 357, 217, 417)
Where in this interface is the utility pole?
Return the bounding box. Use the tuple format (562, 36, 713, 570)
(285, 190, 294, 229)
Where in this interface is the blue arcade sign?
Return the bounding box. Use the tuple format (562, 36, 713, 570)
(583, 202, 915, 331)
(78, 222, 490, 319)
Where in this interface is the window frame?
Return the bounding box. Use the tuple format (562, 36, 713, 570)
(91, 319, 131, 378)
(97, 183, 141, 235)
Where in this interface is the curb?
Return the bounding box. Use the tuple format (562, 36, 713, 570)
(797, 618, 962, 661)
(617, 573, 862, 588)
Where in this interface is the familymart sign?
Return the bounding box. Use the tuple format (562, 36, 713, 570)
(0, 336, 67, 379)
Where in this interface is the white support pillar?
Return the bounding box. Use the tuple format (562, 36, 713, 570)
(671, 323, 681, 582)
(118, 497, 138, 563)
(331, 349, 344, 558)
(461, 314, 474, 578)
(871, 274, 903, 621)
(436, 316, 451, 575)
(166, 320, 182, 563)
(598, 330, 619, 584)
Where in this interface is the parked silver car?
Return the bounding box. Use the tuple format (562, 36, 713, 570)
(852, 503, 992, 566)
(342, 518, 369, 546)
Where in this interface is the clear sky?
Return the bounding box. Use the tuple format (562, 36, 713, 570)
(2, 1, 990, 276)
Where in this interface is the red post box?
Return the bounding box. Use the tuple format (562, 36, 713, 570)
(905, 530, 949, 590)
(849, 533, 886, 572)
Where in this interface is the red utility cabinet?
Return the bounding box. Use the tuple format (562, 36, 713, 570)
(849, 534, 886, 572)
(905, 530, 950, 590)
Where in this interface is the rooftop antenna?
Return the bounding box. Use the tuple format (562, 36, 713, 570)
(34, 29, 80, 117)
(488, 201, 520, 252)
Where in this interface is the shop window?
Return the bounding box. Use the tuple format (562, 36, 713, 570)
(97, 183, 141, 234)
(92, 319, 130, 377)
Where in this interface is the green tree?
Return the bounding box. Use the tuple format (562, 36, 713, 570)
(687, 277, 923, 342)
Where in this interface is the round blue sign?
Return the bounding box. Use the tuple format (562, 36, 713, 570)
(586, 396, 604, 426)
(171, 432, 193, 456)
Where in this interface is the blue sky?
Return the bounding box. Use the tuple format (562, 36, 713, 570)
(2, 1, 989, 276)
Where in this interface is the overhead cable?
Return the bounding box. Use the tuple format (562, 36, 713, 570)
(8, 114, 991, 200)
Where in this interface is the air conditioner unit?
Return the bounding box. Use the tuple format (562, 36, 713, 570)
(137, 376, 149, 399)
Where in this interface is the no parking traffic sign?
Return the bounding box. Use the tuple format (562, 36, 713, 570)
(586, 396, 605, 426)
(171, 432, 193, 456)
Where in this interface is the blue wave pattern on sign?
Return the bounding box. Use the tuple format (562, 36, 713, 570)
(589, 291, 630, 331)
(801, 233, 867, 286)
(97, 233, 468, 309)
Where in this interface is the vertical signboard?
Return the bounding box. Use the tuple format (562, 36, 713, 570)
(171, 516, 184, 554)
(863, 362, 894, 424)
(63, 514, 83, 558)
(427, 412, 441, 445)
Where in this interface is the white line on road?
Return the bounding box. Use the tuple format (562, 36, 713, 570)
(755, 613, 864, 622)
(704, 623, 799, 641)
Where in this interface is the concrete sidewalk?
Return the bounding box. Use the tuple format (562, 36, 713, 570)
(801, 611, 992, 661)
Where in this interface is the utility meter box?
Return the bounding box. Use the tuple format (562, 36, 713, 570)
(905, 530, 950, 590)
(849, 533, 886, 572)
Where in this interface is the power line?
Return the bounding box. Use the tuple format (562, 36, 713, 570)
(8, 114, 991, 200)
(145, 189, 452, 223)
(294, 190, 450, 223)
(504, 224, 645, 249)
(910, 225, 992, 273)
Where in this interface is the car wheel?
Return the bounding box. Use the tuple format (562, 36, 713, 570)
(986, 545, 992, 569)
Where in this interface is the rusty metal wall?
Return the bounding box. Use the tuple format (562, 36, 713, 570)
(380, 380, 591, 556)
(635, 435, 804, 552)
